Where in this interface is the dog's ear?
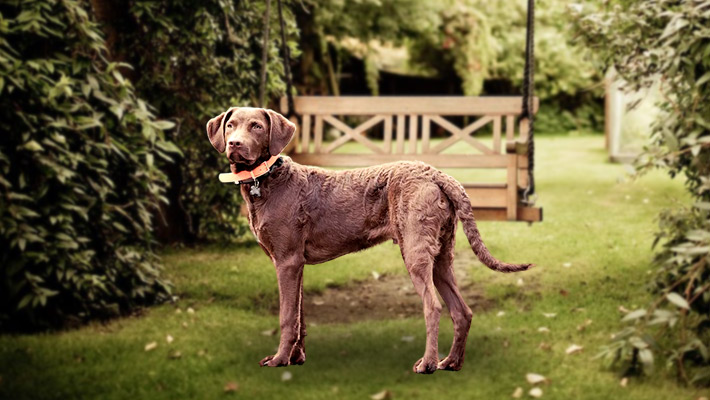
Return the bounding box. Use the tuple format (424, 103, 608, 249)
(265, 109, 296, 156)
(206, 109, 234, 153)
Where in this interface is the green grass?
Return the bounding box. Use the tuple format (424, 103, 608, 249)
(1, 134, 705, 400)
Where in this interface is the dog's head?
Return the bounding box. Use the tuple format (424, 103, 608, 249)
(206, 107, 295, 170)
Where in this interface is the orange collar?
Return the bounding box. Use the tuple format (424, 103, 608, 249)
(218, 155, 281, 184)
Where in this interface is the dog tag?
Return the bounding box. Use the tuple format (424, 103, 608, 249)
(249, 185, 261, 197)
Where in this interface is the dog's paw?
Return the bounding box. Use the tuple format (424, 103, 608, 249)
(259, 354, 289, 367)
(413, 357, 438, 374)
(289, 348, 306, 365)
(437, 356, 463, 371)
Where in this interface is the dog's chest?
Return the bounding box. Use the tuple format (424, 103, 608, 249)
(241, 188, 289, 248)
(241, 186, 264, 241)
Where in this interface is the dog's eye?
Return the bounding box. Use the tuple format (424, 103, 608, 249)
(251, 123, 263, 131)
(226, 123, 233, 129)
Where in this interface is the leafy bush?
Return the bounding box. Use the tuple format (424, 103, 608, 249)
(535, 100, 604, 134)
(0, 0, 175, 330)
(576, 0, 710, 383)
(97, 0, 298, 243)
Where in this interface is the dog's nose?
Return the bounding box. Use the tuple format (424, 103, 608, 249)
(228, 139, 242, 148)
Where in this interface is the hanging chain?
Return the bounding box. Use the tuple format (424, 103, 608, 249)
(521, 0, 536, 205)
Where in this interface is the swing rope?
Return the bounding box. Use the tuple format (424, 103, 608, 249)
(258, 0, 295, 118)
(277, 0, 295, 118)
(521, 0, 536, 204)
(258, 0, 271, 108)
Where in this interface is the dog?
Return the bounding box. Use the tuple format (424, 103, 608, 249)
(206, 107, 533, 374)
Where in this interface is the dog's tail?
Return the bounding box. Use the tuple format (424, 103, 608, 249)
(436, 173, 534, 273)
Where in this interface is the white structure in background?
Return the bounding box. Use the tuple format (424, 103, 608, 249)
(605, 69, 662, 163)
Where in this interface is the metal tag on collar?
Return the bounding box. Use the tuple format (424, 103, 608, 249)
(249, 170, 261, 197)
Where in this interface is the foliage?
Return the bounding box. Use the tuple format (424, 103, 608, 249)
(299, 0, 440, 94)
(0, 0, 176, 329)
(103, 0, 298, 242)
(479, 0, 599, 99)
(535, 99, 604, 134)
(303, 0, 599, 99)
(576, 0, 710, 383)
(412, 2, 495, 96)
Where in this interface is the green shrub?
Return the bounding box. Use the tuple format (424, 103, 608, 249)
(100, 0, 298, 243)
(535, 100, 604, 134)
(0, 0, 175, 330)
(576, 0, 710, 384)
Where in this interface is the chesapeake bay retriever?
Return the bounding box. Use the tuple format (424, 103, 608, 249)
(206, 107, 533, 374)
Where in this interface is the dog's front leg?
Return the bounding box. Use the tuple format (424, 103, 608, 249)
(260, 257, 305, 367)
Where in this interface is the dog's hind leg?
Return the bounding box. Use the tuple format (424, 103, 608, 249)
(433, 223, 473, 371)
(398, 184, 447, 374)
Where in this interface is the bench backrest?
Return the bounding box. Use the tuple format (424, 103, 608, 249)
(281, 96, 538, 171)
(281, 96, 543, 222)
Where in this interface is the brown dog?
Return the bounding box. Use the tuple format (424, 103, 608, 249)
(206, 107, 533, 374)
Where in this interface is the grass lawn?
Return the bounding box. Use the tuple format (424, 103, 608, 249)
(1, 134, 706, 400)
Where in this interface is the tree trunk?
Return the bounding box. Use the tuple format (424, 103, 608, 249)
(154, 158, 193, 244)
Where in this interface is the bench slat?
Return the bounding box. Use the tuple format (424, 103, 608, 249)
(322, 115, 386, 154)
(290, 154, 511, 168)
(395, 115, 405, 154)
(282, 96, 539, 116)
(383, 116, 393, 153)
(289, 153, 529, 169)
(429, 115, 494, 155)
(408, 114, 418, 154)
(465, 186, 507, 208)
(421, 115, 431, 153)
(471, 206, 542, 222)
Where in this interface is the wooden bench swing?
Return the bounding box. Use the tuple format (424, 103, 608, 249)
(266, 0, 542, 222)
(280, 96, 541, 222)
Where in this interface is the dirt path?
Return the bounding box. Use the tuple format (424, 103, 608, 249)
(274, 256, 495, 324)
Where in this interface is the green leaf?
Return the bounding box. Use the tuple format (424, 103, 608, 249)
(697, 71, 710, 87)
(685, 229, 710, 241)
(17, 294, 33, 310)
(156, 140, 183, 155)
(112, 222, 128, 233)
(638, 348, 654, 375)
(622, 309, 647, 322)
(666, 292, 690, 309)
(23, 140, 43, 152)
(110, 104, 125, 120)
(691, 145, 702, 157)
(152, 120, 175, 130)
(87, 74, 99, 89)
(660, 17, 689, 41)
